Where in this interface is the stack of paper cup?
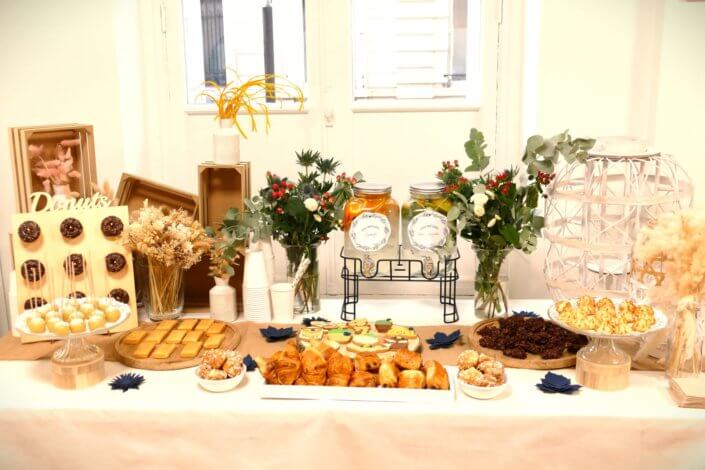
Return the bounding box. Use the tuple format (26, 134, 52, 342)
(243, 248, 271, 322)
(270, 282, 294, 323)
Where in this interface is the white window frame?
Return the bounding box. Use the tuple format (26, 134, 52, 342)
(350, 0, 483, 112)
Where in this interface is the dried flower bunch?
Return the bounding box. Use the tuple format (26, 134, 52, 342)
(124, 201, 211, 269)
(29, 141, 81, 195)
(199, 73, 304, 138)
(633, 209, 705, 301)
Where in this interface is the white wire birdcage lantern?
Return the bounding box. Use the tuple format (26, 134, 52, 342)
(543, 138, 692, 300)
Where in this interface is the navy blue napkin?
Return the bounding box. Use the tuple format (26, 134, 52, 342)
(243, 354, 257, 372)
(259, 326, 294, 342)
(536, 372, 581, 394)
(513, 310, 539, 318)
(109, 373, 145, 392)
(425, 329, 461, 350)
(302, 316, 329, 326)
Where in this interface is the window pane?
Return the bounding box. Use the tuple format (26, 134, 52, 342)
(352, 0, 479, 102)
(183, 0, 307, 105)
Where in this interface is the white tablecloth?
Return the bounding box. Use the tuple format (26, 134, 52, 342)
(1, 299, 704, 470)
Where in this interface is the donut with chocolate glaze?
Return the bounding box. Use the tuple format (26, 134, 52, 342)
(60, 217, 83, 239)
(105, 253, 127, 273)
(109, 288, 130, 304)
(20, 260, 45, 282)
(100, 216, 124, 237)
(63, 254, 85, 276)
(17, 221, 41, 243)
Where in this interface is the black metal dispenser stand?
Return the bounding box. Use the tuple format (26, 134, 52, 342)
(339, 246, 459, 324)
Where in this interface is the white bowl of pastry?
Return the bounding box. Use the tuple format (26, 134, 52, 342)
(458, 375, 507, 400)
(456, 349, 508, 400)
(196, 349, 246, 392)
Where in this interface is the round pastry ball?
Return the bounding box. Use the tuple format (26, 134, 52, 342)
(81, 297, 97, 308)
(54, 321, 70, 336)
(97, 299, 111, 311)
(69, 318, 86, 333)
(69, 312, 85, 322)
(104, 307, 121, 322)
(46, 311, 62, 322)
(88, 315, 107, 330)
(61, 307, 78, 322)
(79, 303, 95, 317)
(37, 304, 52, 316)
(90, 309, 105, 318)
(46, 317, 62, 333)
(27, 316, 46, 334)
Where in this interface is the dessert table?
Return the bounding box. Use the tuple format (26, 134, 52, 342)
(1, 298, 704, 470)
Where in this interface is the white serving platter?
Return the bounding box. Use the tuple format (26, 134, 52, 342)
(257, 365, 456, 404)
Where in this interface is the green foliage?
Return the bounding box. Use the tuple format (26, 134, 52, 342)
(522, 130, 596, 176)
(464, 128, 491, 172)
(206, 208, 247, 278)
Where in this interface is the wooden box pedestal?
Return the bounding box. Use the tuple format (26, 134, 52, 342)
(51, 345, 105, 389)
(575, 338, 631, 391)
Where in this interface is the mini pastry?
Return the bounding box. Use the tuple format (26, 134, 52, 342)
(46, 311, 63, 322)
(97, 298, 111, 311)
(353, 353, 381, 372)
(17, 220, 41, 243)
(202, 349, 229, 369)
(349, 370, 378, 387)
(63, 254, 85, 276)
(165, 329, 187, 344)
(155, 320, 178, 331)
(69, 318, 86, 333)
(398, 370, 425, 389)
(424, 360, 450, 390)
(196, 363, 212, 379)
(69, 312, 85, 322)
(194, 319, 214, 331)
(178, 319, 198, 330)
(88, 315, 106, 330)
(123, 330, 147, 345)
(326, 352, 354, 386)
(203, 333, 225, 349)
(79, 303, 95, 317)
(27, 316, 46, 333)
(37, 304, 52, 316)
(205, 322, 226, 335)
(298, 327, 324, 342)
(375, 319, 393, 333)
(61, 307, 78, 321)
(182, 330, 204, 343)
(100, 215, 124, 237)
(46, 317, 62, 333)
(109, 288, 130, 305)
(222, 352, 244, 377)
(378, 360, 400, 388)
(206, 369, 228, 380)
(458, 367, 487, 386)
(393, 349, 422, 370)
(20, 259, 45, 282)
(180, 341, 203, 358)
(105, 253, 127, 273)
(145, 329, 168, 343)
(90, 309, 105, 319)
(152, 343, 177, 359)
(59, 217, 83, 239)
(457, 349, 480, 370)
(104, 307, 121, 322)
(386, 325, 417, 339)
(23, 297, 47, 310)
(54, 321, 70, 336)
(352, 334, 379, 347)
(133, 341, 157, 359)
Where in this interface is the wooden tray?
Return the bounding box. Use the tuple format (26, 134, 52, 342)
(467, 319, 577, 370)
(114, 321, 241, 370)
(115, 173, 199, 217)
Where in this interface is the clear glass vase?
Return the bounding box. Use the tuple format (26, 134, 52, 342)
(473, 246, 510, 319)
(666, 299, 704, 378)
(283, 243, 320, 315)
(144, 258, 185, 321)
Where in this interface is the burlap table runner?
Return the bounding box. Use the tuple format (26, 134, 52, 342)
(0, 323, 469, 365)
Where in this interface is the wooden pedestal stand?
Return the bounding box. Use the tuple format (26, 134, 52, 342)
(51, 336, 105, 389)
(575, 338, 631, 391)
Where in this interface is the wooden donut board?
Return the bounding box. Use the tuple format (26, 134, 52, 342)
(11, 204, 138, 343)
(114, 321, 241, 370)
(467, 319, 577, 370)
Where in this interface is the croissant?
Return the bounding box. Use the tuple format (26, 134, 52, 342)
(326, 352, 353, 387)
(301, 347, 327, 385)
(393, 349, 422, 370)
(254, 356, 277, 384)
(354, 353, 381, 372)
(282, 339, 301, 359)
(378, 360, 399, 388)
(423, 360, 449, 390)
(273, 355, 302, 385)
(349, 370, 378, 387)
(398, 370, 425, 389)
(309, 339, 336, 361)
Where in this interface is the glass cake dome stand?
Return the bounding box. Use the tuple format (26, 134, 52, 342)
(16, 300, 131, 389)
(548, 304, 668, 391)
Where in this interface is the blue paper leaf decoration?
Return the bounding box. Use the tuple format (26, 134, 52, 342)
(425, 329, 461, 349)
(243, 354, 257, 372)
(109, 373, 145, 393)
(512, 310, 539, 318)
(259, 326, 294, 341)
(536, 372, 581, 394)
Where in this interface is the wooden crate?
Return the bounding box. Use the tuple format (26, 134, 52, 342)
(115, 173, 199, 217)
(184, 163, 250, 309)
(9, 124, 97, 212)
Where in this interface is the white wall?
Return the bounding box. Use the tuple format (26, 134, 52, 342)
(1, 0, 704, 331)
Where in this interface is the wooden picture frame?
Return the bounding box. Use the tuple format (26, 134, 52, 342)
(115, 173, 199, 217)
(9, 124, 97, 212)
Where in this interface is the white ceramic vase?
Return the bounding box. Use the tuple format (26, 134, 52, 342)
(213, 118, 240, 164)
(209, 276, 237, 322)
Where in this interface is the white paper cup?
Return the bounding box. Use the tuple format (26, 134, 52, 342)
(270, 283, 294, 322)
